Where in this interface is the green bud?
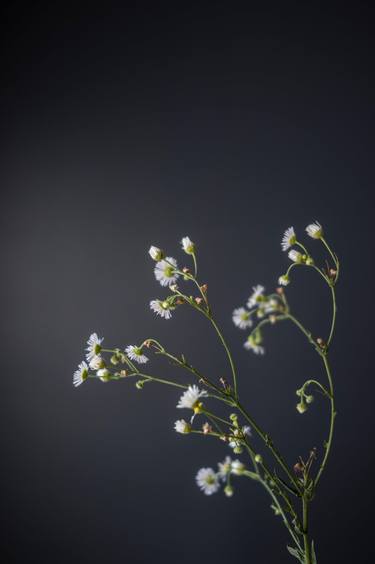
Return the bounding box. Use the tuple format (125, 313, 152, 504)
(305, 395, 314, 404)
(233, 446, 243, 454)
(306, 256, 314, 266)
(255, 454, 263, 464)
(224, 485, 234, 497)
(296, 402, 307, 414)
(110, 355, 119, 365)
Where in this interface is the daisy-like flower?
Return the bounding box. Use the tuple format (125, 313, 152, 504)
(244, 335, 265, 355)
(89, 355, 104, 370)
(148, 245, 164, 261)
(86, 333, 103, 362)
(177, 385, 208, 410)
(181, 236, 195, 254)
(247, 285, 265, 309)
(281, 227, 296, 251)
(154, 257, 179, 287)
(126, 345, 149, 364)
(218, 456, 232, 479)
(306, 221, 323, 239)
(150, 299, 173, 320)
(97, 368, 110, 382)
(288, 250, 303, 263)
(174, 419, 191, 434)
(231, 460, 245, 475)
(73, 361, 89, 387)
(232, 307, 253, 329)
(196, 468, 220, 495)
(278, 274, 290, 286)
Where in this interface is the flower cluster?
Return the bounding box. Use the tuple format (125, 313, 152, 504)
(196, 456, 246, 496)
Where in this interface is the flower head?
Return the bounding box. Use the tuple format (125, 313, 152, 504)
(247, 285, 265, 309)
(86, 333, 103, 362)
(126, 345, 149, 364)
(231, 460, 245, 475)
(154, 257, 179, 287)
(288, 249, 303, 263)
(281, 227, 296, 251)
(306, 221, 323, 239)
(244, 334, 265, 355)
(218, 456, 232, 479)
(150, 299, 173, 320)
(89, 355, 104, 370)
(174, 419, 191, 434)
(232, 307, 253, 329)
(97, 368, 111, 382)
(73, 361, 89, 387)
(278, 274, 290, 286)
(181, 236, 195, 254)
(196, 468, 220, 495)
(149, 245, 164, 261)
(177, 385, 208, 410)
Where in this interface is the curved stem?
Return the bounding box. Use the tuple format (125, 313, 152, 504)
(208, 316, 239, 399)
(302, 495, 311, 564)
(327, 286, 337, 348)
(314, 354, 336, 486)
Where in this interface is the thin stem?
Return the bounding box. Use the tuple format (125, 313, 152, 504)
(192, 252, 198, 277)
(208, 316, 239, 399)
(327, 286, 337, 347)
(134, 372, 188, 390)
(314, 354, 336, 486)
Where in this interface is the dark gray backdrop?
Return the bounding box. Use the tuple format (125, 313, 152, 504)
(1, 4, 374, 563)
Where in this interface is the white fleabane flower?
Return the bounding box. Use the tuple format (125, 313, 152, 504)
(281, 227, 296, 251)
(231, 460, 245, 475)
(306, 221, 323, 239)
(177, 385, 208, 410)
(86, 333, 103, 361)
(278, 274, 290, 286)
(242, 425, 251, 437)
(73, 361, 89, 387)
(126, 345, 149, 364)
(148, 245, 164, 261)
(97, 368, 110, 382)
(89, 355, 104, 370)
(154, 257, 179, 287)
(244, 335, 265, 355)
(181, 236, 195, 254)
(174, 419, 191, 434)
(196, 468, 220, 495)
(288, 250, 303, 263)
(218, 456, 232, 479)
(232, 307, 253, 329)
(247, 285, 265, 309)
(150, 299, 173, 320)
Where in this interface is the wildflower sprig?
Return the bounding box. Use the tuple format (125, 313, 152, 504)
(73, 222, 339, 564)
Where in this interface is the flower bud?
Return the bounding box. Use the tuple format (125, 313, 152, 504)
(254, 454, 263, 464)
(305, 256, 314, 266)
(305, 395, 314, 404)
(110, 355, 119, 365)
(278, 274, 290, 286)
(97, 368, 111, 382)
(296, 402, 307, 414)
(224, 485, 234, 497)
(233, 446, 243, 454)
(148, 246, 164, 261)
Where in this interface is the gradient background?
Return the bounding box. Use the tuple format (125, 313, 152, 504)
(1, 4, 374, 563)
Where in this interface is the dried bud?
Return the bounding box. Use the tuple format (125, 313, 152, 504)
(276, 287, 284, 295)
(182, 267, 190, 274)
(329, 268, 337, 277)
(144, 340, 152, 348)
(294, 462, 304, 474)
(195, 297, 203, 305)
(200, 284, 208, 293)
(316, 337, 326, 348)
(120, 370, 128, 377)
(269, 315, 277, 324)
(202, 422, 212, 434)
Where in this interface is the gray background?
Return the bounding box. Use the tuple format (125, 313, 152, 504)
(1, 4, 374, 563)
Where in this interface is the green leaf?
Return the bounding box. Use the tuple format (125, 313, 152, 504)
(311, 540, 317, 564)
(286, 545, 304, 563)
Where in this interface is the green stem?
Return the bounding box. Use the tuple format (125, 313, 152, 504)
(302, 496, 311, 564)
(314, 354, 336, 486)
(327, 286, 337, 347)
(208, 316, 239, 399)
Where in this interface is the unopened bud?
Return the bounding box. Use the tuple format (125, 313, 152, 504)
(305, 395, 314, 404)
(224, 485, 234, 497)
(254, 454, 263, 464)
(195, 297, 203, 305)
(296, 402, 307, 414)
(200, 284, 208, 293)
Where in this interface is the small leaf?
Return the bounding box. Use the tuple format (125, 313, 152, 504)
(286, 545, 304, 563)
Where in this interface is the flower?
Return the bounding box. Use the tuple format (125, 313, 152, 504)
(247, 285, 265, 309)
(126, 345, 149, 364)
(242, 425, 251, 437)
(281, 227, 296, 251)
(244, 335, 265, 355)
(154, 257, 179, 287)
(73, 361, 89, 387)
(196, 468, 220, 495)
(278, 274, 290, 286)
(150, 299, 173, 319)
(89, 355, 104, 370)
(264, 298, 279, 314)
(148, 246, 164, 261)
(174, 419, 191, 434)
(232, 307, 253, 329)
(231, 460, 245, 475)
(181, 236, 195, 254)
(288, 250, 303, 263)
(97, 368, 110, 382)
(306, 221, 323, 239)
(218, 456, 232, 479)
(177, 385, 208, 410)
(86, 333, 103, 361)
